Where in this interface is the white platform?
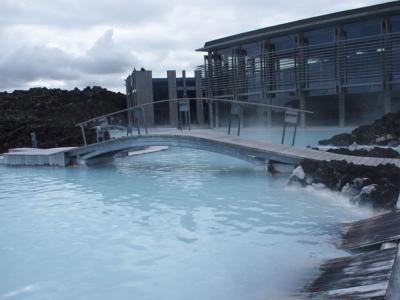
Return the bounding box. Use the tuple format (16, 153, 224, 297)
(3, 147, 77, 166)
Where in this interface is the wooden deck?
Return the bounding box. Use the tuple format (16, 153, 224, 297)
(307, 247, 399, 299)
(71, 129, 400, 167)
(342, 210, 400, 251)
(307, 210, 400, 299)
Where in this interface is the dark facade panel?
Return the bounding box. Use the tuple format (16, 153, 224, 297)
(198, 1, 400, 51)
(197, 2, 400, 126)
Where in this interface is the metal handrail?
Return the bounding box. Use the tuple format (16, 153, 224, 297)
(75, 97, 313, 127)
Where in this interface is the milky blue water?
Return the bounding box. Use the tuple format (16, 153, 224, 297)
(0, 128, 372, 300)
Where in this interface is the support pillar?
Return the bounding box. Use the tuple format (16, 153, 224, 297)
(267, 105, 272, 127)
(194, 70, 204, 125)
(208, 100, 214, 128)
(167, 70, 178, 127)
(215, 102, 219, 128)
(135, 70, 154, 127)
(339, 91, 345, 127)
(384, 89, 392, 114)
(299, 95, 306, 127)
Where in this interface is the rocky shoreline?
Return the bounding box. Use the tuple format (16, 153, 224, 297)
(0, 87, 126, 153)
(325, 146, 400, 158)
(319, 111, 400, 147)
(291, 111, 400, 211)
(288, 159, 400, 210)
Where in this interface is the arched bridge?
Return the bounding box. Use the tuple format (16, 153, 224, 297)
(70, 97, 400, 168)
(69, 130, 400, 168)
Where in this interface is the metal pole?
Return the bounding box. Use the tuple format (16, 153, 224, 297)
(188, 103, 191, 131)
(80, 125, 87, 146)
(237, 115, 241, 136)
(281, 122, 286, 144)
(292, 123, 297, 146)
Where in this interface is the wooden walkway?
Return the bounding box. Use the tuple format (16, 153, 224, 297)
(308, 247, 399, 299)
(307, 210, 400, 299)
(71, 129, 400, 167)
(342, 210, 400, 251)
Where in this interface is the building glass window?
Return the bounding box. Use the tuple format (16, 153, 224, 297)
(210, 48, 234, 96)
(304, 28, 335, 45)
(304, 28, 336, 91)
(343, 19, 383, 86)
(391, 16, 400, 32)
(270, 35, 296, 92)
(391, 16, 400, 82)
(343, 19, 381, 39)
(239, 42, 262, 97)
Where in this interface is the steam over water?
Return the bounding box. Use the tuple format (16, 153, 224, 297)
(0, 128, 372, 300)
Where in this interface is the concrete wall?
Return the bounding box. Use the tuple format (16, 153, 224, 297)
(135, 71, 155, 126)
(167, 70, 178, 127)
(195, 70, 204, 125)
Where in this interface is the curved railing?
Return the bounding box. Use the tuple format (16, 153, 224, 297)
(76, 97, 313, 127)
(75, 97, 313, 146)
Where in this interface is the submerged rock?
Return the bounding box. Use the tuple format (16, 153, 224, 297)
(288, 166, 306, 186)
(288, 159, 400, 210)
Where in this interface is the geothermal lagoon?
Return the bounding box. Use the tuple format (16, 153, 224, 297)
(0, 128, 375, 300)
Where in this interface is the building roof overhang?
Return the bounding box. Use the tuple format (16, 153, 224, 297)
(196, 1, 400, 52)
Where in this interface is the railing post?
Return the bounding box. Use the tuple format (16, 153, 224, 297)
(79, 125, 87, 146)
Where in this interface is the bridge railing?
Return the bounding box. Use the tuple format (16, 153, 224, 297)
(76, 97, 313, 146)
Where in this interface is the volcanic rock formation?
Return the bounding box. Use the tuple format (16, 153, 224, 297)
(319, 111, 400, 147)
(288, 160, 400, 210)
(0, 87, 126, 153)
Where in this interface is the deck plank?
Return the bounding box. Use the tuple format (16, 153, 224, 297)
(307, 247, 398, 299)
(342, 210, 400, 250)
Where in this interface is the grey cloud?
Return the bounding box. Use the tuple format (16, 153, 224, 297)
(0, 0, 169, 27)
(0, 0, 389, 92)
(78, 29, 136, 74)
(0, 30, 140, 90)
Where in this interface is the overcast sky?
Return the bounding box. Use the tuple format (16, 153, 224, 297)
(0, 0, 389, 92)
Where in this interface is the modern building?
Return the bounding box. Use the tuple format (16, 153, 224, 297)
(125, 70, 205, 128)
(196, 1, 400, 127)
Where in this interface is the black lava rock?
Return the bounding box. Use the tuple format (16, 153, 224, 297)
(319, 111, 400, 146)
(326, 147, 400, 158)
(0, 87, 126, 152)
(288, 159, 400, 210)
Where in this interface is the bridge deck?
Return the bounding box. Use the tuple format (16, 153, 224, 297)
(72, 129, 400, 167)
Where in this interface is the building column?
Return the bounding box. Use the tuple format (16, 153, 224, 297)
(135, 70, 154, 126)
(266, 104, 272, 127)
(384, 89, 392, 114)
(296, 33, 306, 128)
(263, 41, 273, 127)
(383, 18, 392, 115)
(299, 95, 306, 127)
(339, 90, 345, 127)
(208, 100, 214, 128)
(167, 70, 178, 127)
(215, 102, 219, 128)
(206, 53, 214, 128)
(125, 75, 133, 134)
(194, 70, 204, 125)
